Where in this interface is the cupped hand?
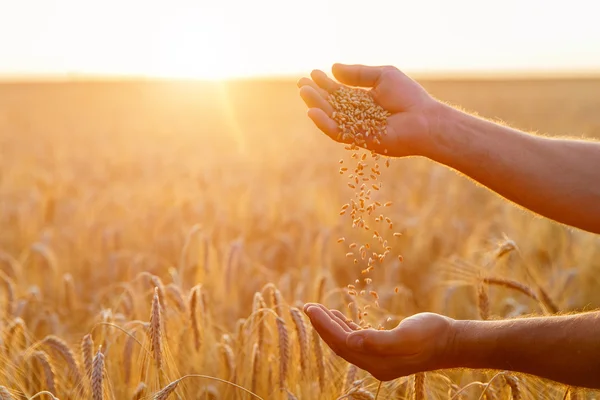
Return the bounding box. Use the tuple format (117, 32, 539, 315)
(303, 303, 454, 381)
(297, 64, 440, 157)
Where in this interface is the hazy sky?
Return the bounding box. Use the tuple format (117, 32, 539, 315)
(1, 0, 600, 78)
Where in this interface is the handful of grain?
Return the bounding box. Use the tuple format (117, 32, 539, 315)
(329, 86, 390, 148)
(329, 86, 403, 329)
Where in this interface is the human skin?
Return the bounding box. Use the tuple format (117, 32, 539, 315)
(298, 64, 600, 234)
(298, 64, 600, 389)
(303, 304, 600, 389)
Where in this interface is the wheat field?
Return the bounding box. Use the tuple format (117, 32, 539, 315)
(0, 77, 599, 399)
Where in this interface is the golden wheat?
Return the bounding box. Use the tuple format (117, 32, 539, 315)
(149, 286, 163, 371)
(0, 78, 598, 399)
(92, 348, 105, 400)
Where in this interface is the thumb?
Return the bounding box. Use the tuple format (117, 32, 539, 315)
(332, 64, 385, 88)
(346, 328, 403, 354)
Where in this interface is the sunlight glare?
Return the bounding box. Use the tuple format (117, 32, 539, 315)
(144, 9, 245, 80)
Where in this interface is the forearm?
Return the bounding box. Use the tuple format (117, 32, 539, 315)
(425, 102, 600, 234)
(447, 312, 600, 388)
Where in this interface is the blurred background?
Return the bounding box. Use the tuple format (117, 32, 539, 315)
(1, 1, 600, 399)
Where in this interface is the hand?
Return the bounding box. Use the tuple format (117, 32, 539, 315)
(297, 64, 440, 157)
(303, 303, 454, 381)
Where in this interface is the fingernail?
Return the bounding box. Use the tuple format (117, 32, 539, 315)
(304, 306, 314, 317)
(347, 334, 364, 350)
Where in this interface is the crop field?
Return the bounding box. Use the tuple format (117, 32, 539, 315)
(0, 77, 599, 399)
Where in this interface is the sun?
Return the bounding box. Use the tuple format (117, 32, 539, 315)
(143, 9, 247, 80)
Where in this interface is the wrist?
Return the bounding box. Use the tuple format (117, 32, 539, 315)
(444, 319, 499, 370)
(421, 100, 466, 163)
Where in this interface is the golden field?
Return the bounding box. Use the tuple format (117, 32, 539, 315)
(0, 77, 599, 399)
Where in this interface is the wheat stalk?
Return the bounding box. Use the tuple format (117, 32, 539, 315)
(149, 286, 163, 371)
(165, 283, 186, 313)
(289, 307, 309, 374)
(220, 342, 235, 381)
(477, 283, 490, 320)
(41, 335, 82, 383)
(123, 330, 136, 385)
(153, 374, 264, 400)
(414, 372, 425, 400)
(504, 375, 521, 400)
(92, 347, 105, 400)
(276, 316, 290, 390)
(312, 327, 325, 392)
(0, 271, 15, 317)
(132, 382, 147, 400)
(81, 333, 94, 379)
(189, 285, 202, 351)
(342, 364, 357, 394)
(250, 342, 260, 394)
(30, 351, 56, 394)
(0, 386, 13, 400)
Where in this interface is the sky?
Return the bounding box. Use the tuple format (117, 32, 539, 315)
(1, 0, 600, 79)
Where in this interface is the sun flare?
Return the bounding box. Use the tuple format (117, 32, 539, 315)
(141, 10, 248, 80)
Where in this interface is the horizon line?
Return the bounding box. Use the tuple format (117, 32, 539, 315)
(2, 68, 600, 83)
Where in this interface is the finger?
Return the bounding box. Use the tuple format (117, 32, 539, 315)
(297, 77, 329, 98)
(303, 302, 319, 313)
(299, 86, 334, 116)
(311, 69, 341, 93)
(303, 304, 357, 331)
(332, 64, 386, 88)
(331, 309, 360, 330)
(305, 306, 349, 353)
(313, 305, 352, 333)
(307, 108, 340, 139)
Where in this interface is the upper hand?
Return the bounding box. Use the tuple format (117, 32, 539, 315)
(303, 303, 454, 381)
(297, 64, 440, 157)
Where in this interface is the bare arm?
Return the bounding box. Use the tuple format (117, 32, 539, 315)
(298, 64, 600, 234)
(449, 312, 600, 388)
(304, 304, 600, 389)
(427, 103, 600, 234)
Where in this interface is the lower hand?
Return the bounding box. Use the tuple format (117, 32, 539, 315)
(303, 303, 455, 381)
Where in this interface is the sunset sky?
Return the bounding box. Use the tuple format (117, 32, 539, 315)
(2, 0, 600, 79)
